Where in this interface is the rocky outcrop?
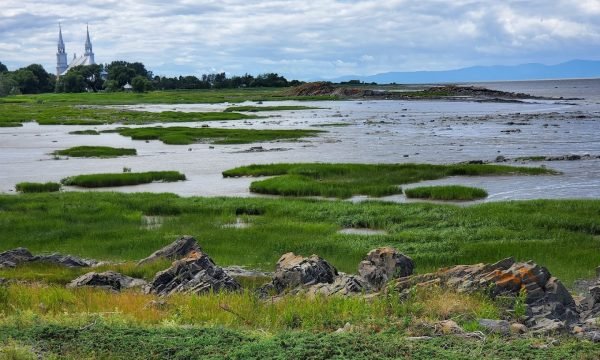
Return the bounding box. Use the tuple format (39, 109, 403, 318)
(138, 235, 201, 265)
(33, 253, 98, 267)
(0, 247, 97, 268)
(358, 247, 414, 290)
(394, 257, 579, 333)
(271, 252, 339, 293)
(262, 248, 412, 296)
(146, 251, 240, 296)
(67, 271, 146, 291)
(0, 248, 34, 268)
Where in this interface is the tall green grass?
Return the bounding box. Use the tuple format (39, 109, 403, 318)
(113, 126, 323, 145)
(223, 163, 556, 198)
(405, 185, 488, 201)
(61, 171, 186, 188)
(0, 193, 597, 285)
(15, 182, 61, 193)
(54, 146, 137, 158)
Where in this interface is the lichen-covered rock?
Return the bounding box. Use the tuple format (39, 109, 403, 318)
(147, 251, 240, 296)
(271, 252, 338, 293)
(138, 235, 201, 266)
(358, 247, 413, 289)
(68, 271, 146, 291)
(394, 257, 578, 331)
(0, 248, 34, 268)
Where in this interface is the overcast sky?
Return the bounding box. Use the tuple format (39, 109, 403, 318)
(1, 0, 599, 79)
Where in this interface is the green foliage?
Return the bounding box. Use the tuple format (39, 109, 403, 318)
(54, 146, 137, 158)
(115, 126, 323, 145)
(15, 182, 61, 193)
(56, 64, 105, 93)
(223, 163, 555, 198)
(61, 171, 186, 188)
(224, 105, 319, 112)
(131, 76, 150, 93)
(405, 185, 488, 201)
(0, 193, 598, 284)
(0, 322, 598, 359)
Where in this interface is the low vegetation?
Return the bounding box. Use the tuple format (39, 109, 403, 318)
(54, 146, 137, 158)
(68, 129, 100, 135)
(14, 182, 61, 193)
(112, 126, 323, 145)
(0, 102, 254, 126)
(405, 185, 488, 201)
(61, 171, 186, 188)
(224, 105, 319, 112)
(0, 192, 597, 285)
(223, 163, 556, 198)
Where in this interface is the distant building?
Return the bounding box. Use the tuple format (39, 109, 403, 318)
(123, 83, 132, 91)
(56, 24, 96, 76)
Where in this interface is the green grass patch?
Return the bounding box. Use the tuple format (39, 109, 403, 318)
(224, 105, 320, 112)
(223, 163, 556, 199)
(61, 171, 186, 188)
(113, 126, 323, 145)
(68, 129, 100, 135)
(0, 88, 332, 106)
(15, 182, 61, 193)
(1, 322, 597, 360)
(514, 156, 547, 161)
(54, 146, 137, 158)
(0, 193, 597, 285)
(405, 185, 488, 201)
(0, 122, 22, 127)
(0, 103, 254, 126)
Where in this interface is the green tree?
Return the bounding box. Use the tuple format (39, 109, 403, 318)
(0, 73, 17, 97)
(0, 61, 8, 73)
(131, 75, 149, 92)
(58, 72, 86, 93)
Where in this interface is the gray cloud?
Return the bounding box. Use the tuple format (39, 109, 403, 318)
(0, 0, 599, 79)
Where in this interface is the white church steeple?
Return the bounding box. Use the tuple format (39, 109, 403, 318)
(84, 24, 94, 63)
(56, 23, 68, 76)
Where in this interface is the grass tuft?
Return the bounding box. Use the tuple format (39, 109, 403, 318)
(405, 185, 488, 201)
(54, 146, 137, 158)
(113, 126, 323, 145)
(15, 182, 61, 193)
(61, 171, 186, 188)
(68, 129, 100, 135)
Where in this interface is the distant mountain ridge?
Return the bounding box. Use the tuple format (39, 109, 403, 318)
(329, 60, 600, 84)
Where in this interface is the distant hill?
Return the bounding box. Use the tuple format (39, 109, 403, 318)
(329, 60, 600, 84)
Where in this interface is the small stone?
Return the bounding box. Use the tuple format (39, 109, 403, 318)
(437, 320, 463, 335)
(510, 323, 528, 334)
(572, 326, 584, 334)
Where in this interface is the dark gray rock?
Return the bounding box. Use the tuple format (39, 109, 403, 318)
(358, 247, 413, 289)
(138, 235, 201, 265)
(0, 248, 34, 268)
(271, 252, 338, 293)
(147, 251, 240, 296)
(0, 248, 96, 268)
(68, 271, 146, 291)
(33, 253, 98, 268)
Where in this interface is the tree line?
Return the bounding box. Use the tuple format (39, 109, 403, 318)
(0, 60, 302, 96)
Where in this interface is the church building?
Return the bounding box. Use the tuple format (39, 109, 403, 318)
(56, 24, 96, 76)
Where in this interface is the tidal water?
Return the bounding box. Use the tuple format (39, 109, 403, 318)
(1, 78, 599, 202)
